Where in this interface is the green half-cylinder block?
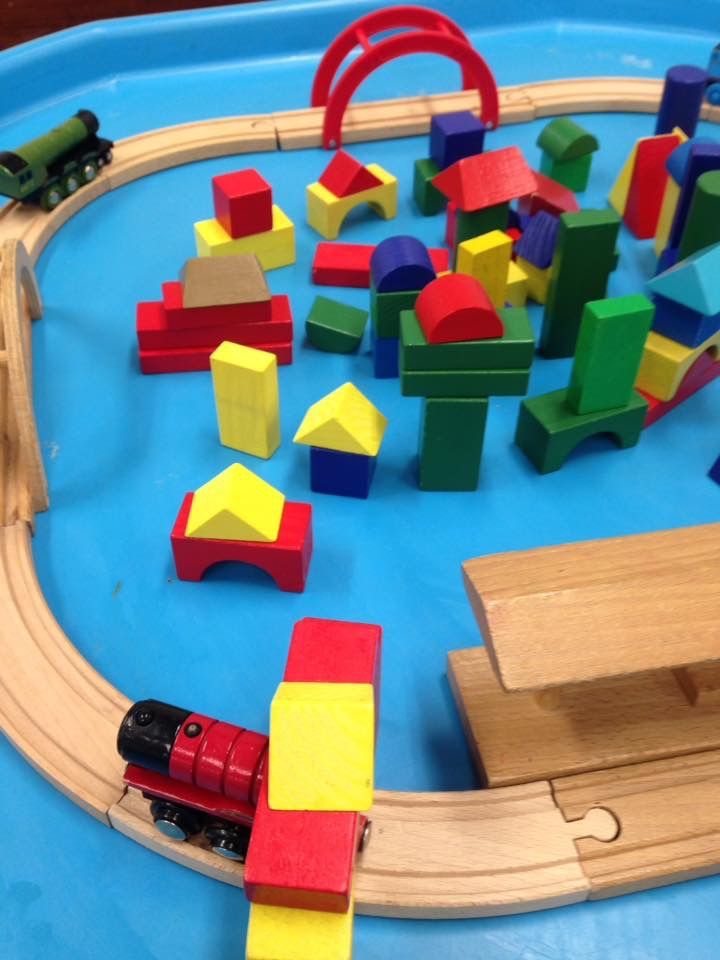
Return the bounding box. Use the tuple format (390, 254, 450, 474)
(414, 158, 446, 216)
(536, 117, 600, 161)
(400, 307, 535, 371)
(401, 365, 531, 398)
(679, 171, 720, 259)
(567, 295, 654, 415)
(455, 203, 509, 245)
(371, 285, 420, 338)
(540, 209, 621, 359)
(539, 153, 593, 193)
(515, 387, 648, 474)
(305, 295, 368, 353)
(418, 398, 488, 491)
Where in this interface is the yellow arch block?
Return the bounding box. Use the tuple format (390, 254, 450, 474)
(186, 463, 285, 542)
(456, 230, 513, 309)
(293, 382, 387, 456)
(516, 257, 552, 305)
(247, 899, 354, 960)
(635, 327, 720, 401)
(306, 164, 398, 240)
(506, 259, 528, 307)
(194, 204, 295, 271)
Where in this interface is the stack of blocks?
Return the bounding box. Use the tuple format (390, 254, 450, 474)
(294, 383, 388, 498)
(515, 295, 654, 473)
(136, 255, 293, 373)
(170, 463, 313, 592)
(194, 169, 295, 270)
(244, 617, 382, 960)
(413, 110, 486, 216)
(537, 117, 599, 192)
(609, 129, 684, 240)
(655, 139, 720, 266)
(311, 241, 449, 289)
(210, 341, 280, 458)
(369, 236, 437, 378)
(514, 211, 560, 305)
(400, 273, 535, 491)
(306, 150, 398, 240)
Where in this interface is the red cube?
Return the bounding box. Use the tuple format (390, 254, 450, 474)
(212, 169, 273, 239)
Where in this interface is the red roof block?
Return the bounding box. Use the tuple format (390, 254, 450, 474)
(517, 171, 580, 218)
(416, 274, 504, 344)
(318, 150, 383, 197)
(212, 169, 273, 239)
(432, 146, 536, 212)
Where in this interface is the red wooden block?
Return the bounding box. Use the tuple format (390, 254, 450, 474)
(432, 146, 536, 211)
(317, 150, 383, 197)
(212, 169, 273, 239)
(624, 133, 681, 239)
(171, 494, 312, 592)
(244, 775, 362, 913)
(137, 295, 292, 351)
(517, 172, 580, 218)
(163, 280, 272, 330)
(445, 200, 458, 248)
(639, 349, 720, 426)
(311, 243, 449, 288)
(415, 273, 504, 344)
(505, 227, 522, 250)
(139, 338, 292, 374)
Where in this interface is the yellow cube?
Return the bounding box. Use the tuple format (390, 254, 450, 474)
(269, 682, 374, 812)
(306, 164, 397, 240)
(186, 463, 285, 542)
(455, 230, 513, 309)
(194, 204, 295, 270)
(247, 899, 354, 960)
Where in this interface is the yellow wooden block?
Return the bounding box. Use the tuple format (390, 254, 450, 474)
(654, 176, 681, 257)
(247, 899, 354, 960)
(456, 230, 512, 309)
(215, 398, 280, 459)
(635, 327, 720, 401)
(293, 382, 387, 456)
(211, 341, 278, 407)
(186, 463, 284, 542)
(608, 142, 638, 215)
(306, 164, 397, 240)
(505, 259, 528, 307)
(194, 204, 295, 270)
(516, 257, 552, 305)
(269, 682, 374, 811)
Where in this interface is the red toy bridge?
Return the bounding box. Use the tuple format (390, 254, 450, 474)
(311, 5, 499, 149)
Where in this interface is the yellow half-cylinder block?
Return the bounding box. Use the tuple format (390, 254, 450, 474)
(516, 257, 552, 305)
(194, 204, 295, 270)
(293, 382, 387, 456)
(269, 682, 374, 812)
(455, 230, 513, 309)
(186, 463, 285, 542)
(247, 899, 354, 960)
(635, 327, 720, 401)
(506, 259, 528, 307)
(306, 164, 398, 240)
(654, 177, 681, 257)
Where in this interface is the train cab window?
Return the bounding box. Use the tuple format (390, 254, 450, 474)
(19, 170, 33, 185)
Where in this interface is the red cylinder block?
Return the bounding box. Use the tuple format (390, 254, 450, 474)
(416, 273, 504, 344)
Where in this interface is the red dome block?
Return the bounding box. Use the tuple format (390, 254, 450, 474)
(416, 274, 504, 344)
(318, 149, 383, 197)
(212, 169, 273, 239)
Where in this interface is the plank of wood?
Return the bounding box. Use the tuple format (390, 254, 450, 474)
(462, 523, 720, 692)
(447, 645, 720, 787)
(552, 750, 720, 897)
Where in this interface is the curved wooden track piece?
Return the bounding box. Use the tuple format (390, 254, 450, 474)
(0, 79, 718, 917)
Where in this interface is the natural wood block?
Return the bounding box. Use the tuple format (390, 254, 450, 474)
(462, 522, 720, 692)
(182, 254, 270, 308)
(674, 664, 720, 705)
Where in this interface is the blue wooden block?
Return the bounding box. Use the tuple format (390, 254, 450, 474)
(430, 110, 486, 170)
(668, 143, 720, 249)
(655, 64, 708, 137)
(655, 246, 680, 274)
(309, 446, 377, 498)
(515, 211, 560, 269)
(370, 235, 436, 293)
(372, 327, 399, 378)
(651, 294, 720, 347)
(710, 454, 720, 486)
(665, 136, 717, 185)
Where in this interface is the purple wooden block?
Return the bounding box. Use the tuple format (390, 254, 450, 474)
(515, 211, 560, 269)
(709, 454, 720, 486)
(310, 447, 376, 499)
(655, 64, 708, 137)
(668, 143, 720, 250)
(655, 246, 680, 274)
(666, 137, 717, 184)
(430, 111, 486, 170)
(370, 235, 436, 293)
(371, 326, 399, 378)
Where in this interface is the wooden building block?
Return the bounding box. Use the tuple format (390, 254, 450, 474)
(247, 899, 354, 960)
(635, 326, 720, 401)
(413, 157, 446, 215)
(194, 205, 295, 270)
(269, 682, 374, 812)
(654, 175, 681, 256)
(679, 169, 720, 258)
(539, 153, 592, 193)
(623, 132, 681, 239)
(432, 146, 537, 212)
(210, 341, 278, 406)
(418, 397, 488, 491)
(306, 164, 397, 240)
(370, 286, 420, 339)
(306, 296, 368, 353)
(370, 235, 436, 294)
(401, 365, 531, 399)
(182, 254, 270, 310)
(311, 242, 448, 288)
(185, 463, 285, 542)
(639, 349, 720, 426)
(139, 339, 291, 374)
(505, 260, 528, 307)
(212, 169, 272, 239)
(515, 257, 552, 304)
(309, 447, 377, 499)
(455, 230, 513, 309)
(318, 149, 382, 197)
(293, 382, 387, 457)
(430, 110, 487, 170)
(416, 273, 503, 344)
(213, 398, 280, 460)
(608, 141, 639, 215)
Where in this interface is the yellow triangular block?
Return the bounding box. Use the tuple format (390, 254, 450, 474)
(293, 382, 388, 456)
(608, 142, 639, 215)
(186, 463, 285, 542)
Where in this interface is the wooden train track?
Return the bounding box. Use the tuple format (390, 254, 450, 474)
(0, 77, 719, 918)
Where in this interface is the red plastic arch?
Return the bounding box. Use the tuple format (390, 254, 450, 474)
(311, 6, 500, 150)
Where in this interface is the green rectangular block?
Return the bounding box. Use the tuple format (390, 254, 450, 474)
(455, 203, 509, 245)
(414, 158, 446, 216)
(567, 295, 654, 415)
(418, 398, 488, 490)
(539, 152, 593, 193)
(370, 285, 420, 338)
(305, 295, 368, 353)
(400, 307, 534, 372)
(401, 365, 530, 398)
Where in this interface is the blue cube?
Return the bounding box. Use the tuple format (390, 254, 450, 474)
(430, 111, 486, 170)
(310, 447, 377, 498)
(652, 295, 720, 348)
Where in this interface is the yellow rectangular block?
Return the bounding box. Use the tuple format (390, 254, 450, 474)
(635, 327, 720, 401)
(516, 257, 552, 304)
(186, 463, 284, 542)
(455, 230, 512, 309)
(215, 398, 280, 459)
(247, 899, 354, 960)
(194, 204, 295, 270)
(654, 177, 681, 257)
(505, 259, 528, 307)
(211, 343, 280, 459)
(306, 163, 398, 240)
(269, 682, 374, 812)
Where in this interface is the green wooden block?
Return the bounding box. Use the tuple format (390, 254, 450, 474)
(399, 307, 534, 371)
(567, 295, 654, 415)
(305, 295, 368, 353)
(401, 365, 530, 398)
(413, 158, 446, 216)
(514, 388, 648, 474)
(418, 397, 488, 491)
(678, 170, 720, 259)
(455, 203, 509, 245)
(370, 286, 420, 338)
(540, 209, 621, 359)
(539, 152, 592, 192)
(536, 118, 599, 161)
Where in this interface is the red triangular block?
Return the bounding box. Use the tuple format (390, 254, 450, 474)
(318, 150, 383, 197)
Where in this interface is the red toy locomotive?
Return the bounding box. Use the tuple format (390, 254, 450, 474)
(117, 698, 268, 861)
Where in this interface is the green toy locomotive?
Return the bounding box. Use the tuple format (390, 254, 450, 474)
(0, 110, 113, 211)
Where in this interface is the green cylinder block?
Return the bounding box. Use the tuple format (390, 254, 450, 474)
(679, 171, 720, 259)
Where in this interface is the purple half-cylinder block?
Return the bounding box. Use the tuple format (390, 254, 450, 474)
(655, 64, 709, 137)
(668, 143, 720, 250)
(515, 210, 560, 269)
(430, 110, 487, 170)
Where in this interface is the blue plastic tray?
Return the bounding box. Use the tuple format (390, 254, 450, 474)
(1, 2, 719, 958)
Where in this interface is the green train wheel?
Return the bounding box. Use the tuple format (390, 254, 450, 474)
(40, 183, 65, 212)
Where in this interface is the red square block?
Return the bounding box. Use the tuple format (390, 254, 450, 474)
(212, 169, 273, 239)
